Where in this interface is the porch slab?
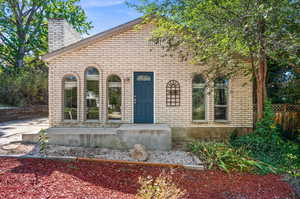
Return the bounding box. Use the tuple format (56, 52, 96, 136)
(22, 124, 172, 151)
(117, 124, 171, 150)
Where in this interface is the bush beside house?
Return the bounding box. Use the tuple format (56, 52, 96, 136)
(189, 101, 300, 175)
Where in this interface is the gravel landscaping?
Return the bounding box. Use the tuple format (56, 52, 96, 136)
(0, 143, 201, 165)
(0, 157, 296, 199)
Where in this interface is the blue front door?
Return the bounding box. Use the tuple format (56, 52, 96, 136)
(134, 72, 154, 123)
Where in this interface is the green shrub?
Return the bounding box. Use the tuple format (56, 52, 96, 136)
(136, 172, 186, 199)
(0, 66, 48, 106)
(230, 100, 300, 175)
(188, 141, 274, 173)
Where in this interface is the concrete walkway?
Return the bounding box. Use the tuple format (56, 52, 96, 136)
(0, 118, 48, 146)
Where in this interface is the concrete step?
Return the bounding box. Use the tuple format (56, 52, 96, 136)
(47, 127, 118, 135)
(117, 124, 171, 150)
(22, 124, 172, 151)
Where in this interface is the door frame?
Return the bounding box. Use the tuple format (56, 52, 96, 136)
(132, 72, 155, 124)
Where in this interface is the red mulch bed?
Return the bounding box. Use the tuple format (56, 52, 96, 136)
(0, 158, 296, 199)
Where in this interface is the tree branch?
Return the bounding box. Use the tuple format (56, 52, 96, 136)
(7, 0, 21, 25)
(24, 2, 43, 33)
(25, 16, 44, 45)
(0, 52, 16, 66)
(0, 32, 15, 47)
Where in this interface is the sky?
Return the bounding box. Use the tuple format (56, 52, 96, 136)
(78, 0, 142, 36)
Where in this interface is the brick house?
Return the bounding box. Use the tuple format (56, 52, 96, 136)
(41, 18, 253, 149)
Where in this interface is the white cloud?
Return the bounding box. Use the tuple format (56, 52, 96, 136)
(80, 0, 126, 8)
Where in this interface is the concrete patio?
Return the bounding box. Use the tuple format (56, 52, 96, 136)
(0, 118, 48, 146)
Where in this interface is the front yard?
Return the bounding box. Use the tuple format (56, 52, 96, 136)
(0, 157, 296, 199)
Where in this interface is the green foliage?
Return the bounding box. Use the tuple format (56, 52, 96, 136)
(0, 0, 92, 106)
(136, 172, 186, 199)
(131, 0, 300, 117)
(0, 0, 92, 69)
(131, 0, 299, 76)
(230, 101, 300, 175)
(0, 66, 48, 106)
(188, 141, 275, 174)
(267, 59, 300, 104)
(38, 129, 48, 156)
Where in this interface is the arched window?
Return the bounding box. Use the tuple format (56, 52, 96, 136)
(107, 75, 122, 120)
(192, 74, 206, 120)
(85, 68, 99, 120)
(63, 75, 78, 121)
(166, 80, 180, 106)
(214, 77, 229, 120)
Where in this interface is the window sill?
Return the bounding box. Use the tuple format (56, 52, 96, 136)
(63, 120, 78, 123)
(85, 120, 100, 123)
(107, 120, 124, 124)
(192, 120, 208, 124)
(214, 120, 231, 124)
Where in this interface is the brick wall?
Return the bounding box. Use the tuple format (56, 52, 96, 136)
(48, 19, 81, 52)
(47, 23, 253, 129)
(0, 106, 48, 122)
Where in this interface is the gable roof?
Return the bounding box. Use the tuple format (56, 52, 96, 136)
(42, 17, 144, 61)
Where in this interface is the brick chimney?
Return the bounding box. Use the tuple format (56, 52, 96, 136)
(48, 19, 82, 52)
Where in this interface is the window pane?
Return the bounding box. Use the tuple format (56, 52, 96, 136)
(192, 75, 206, 120)
(86, 68, 99, 120)
(214, 107, 227, 120)
(214, 88, 228, 105)
(108, 75, 121, 120)
(214, 77, 228, 120)
(64, 76, 77, 120)
(137, 75, 151, 81)
(215, 77, 229, 87)
(193, 88, 206, 120)
(193, 75, 206, 84)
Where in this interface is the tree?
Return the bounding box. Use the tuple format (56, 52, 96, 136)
(267, 58, 300, 104)
(0, 0, 92, 106)
(131, 0, 300, 119)
(0, 0, 92, 71)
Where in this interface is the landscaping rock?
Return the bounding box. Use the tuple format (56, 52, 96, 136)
(100, 148, 109, 154)
(0, 149, 8, 155)
(129, 144, 149, 161)
(192, 154, 203, 165)
(2, 143, 20, 150)
(284, 175, 300, 198)
(0, 143, 200, 165)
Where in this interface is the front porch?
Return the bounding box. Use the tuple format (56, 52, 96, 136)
(22, 124, 171, 151)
